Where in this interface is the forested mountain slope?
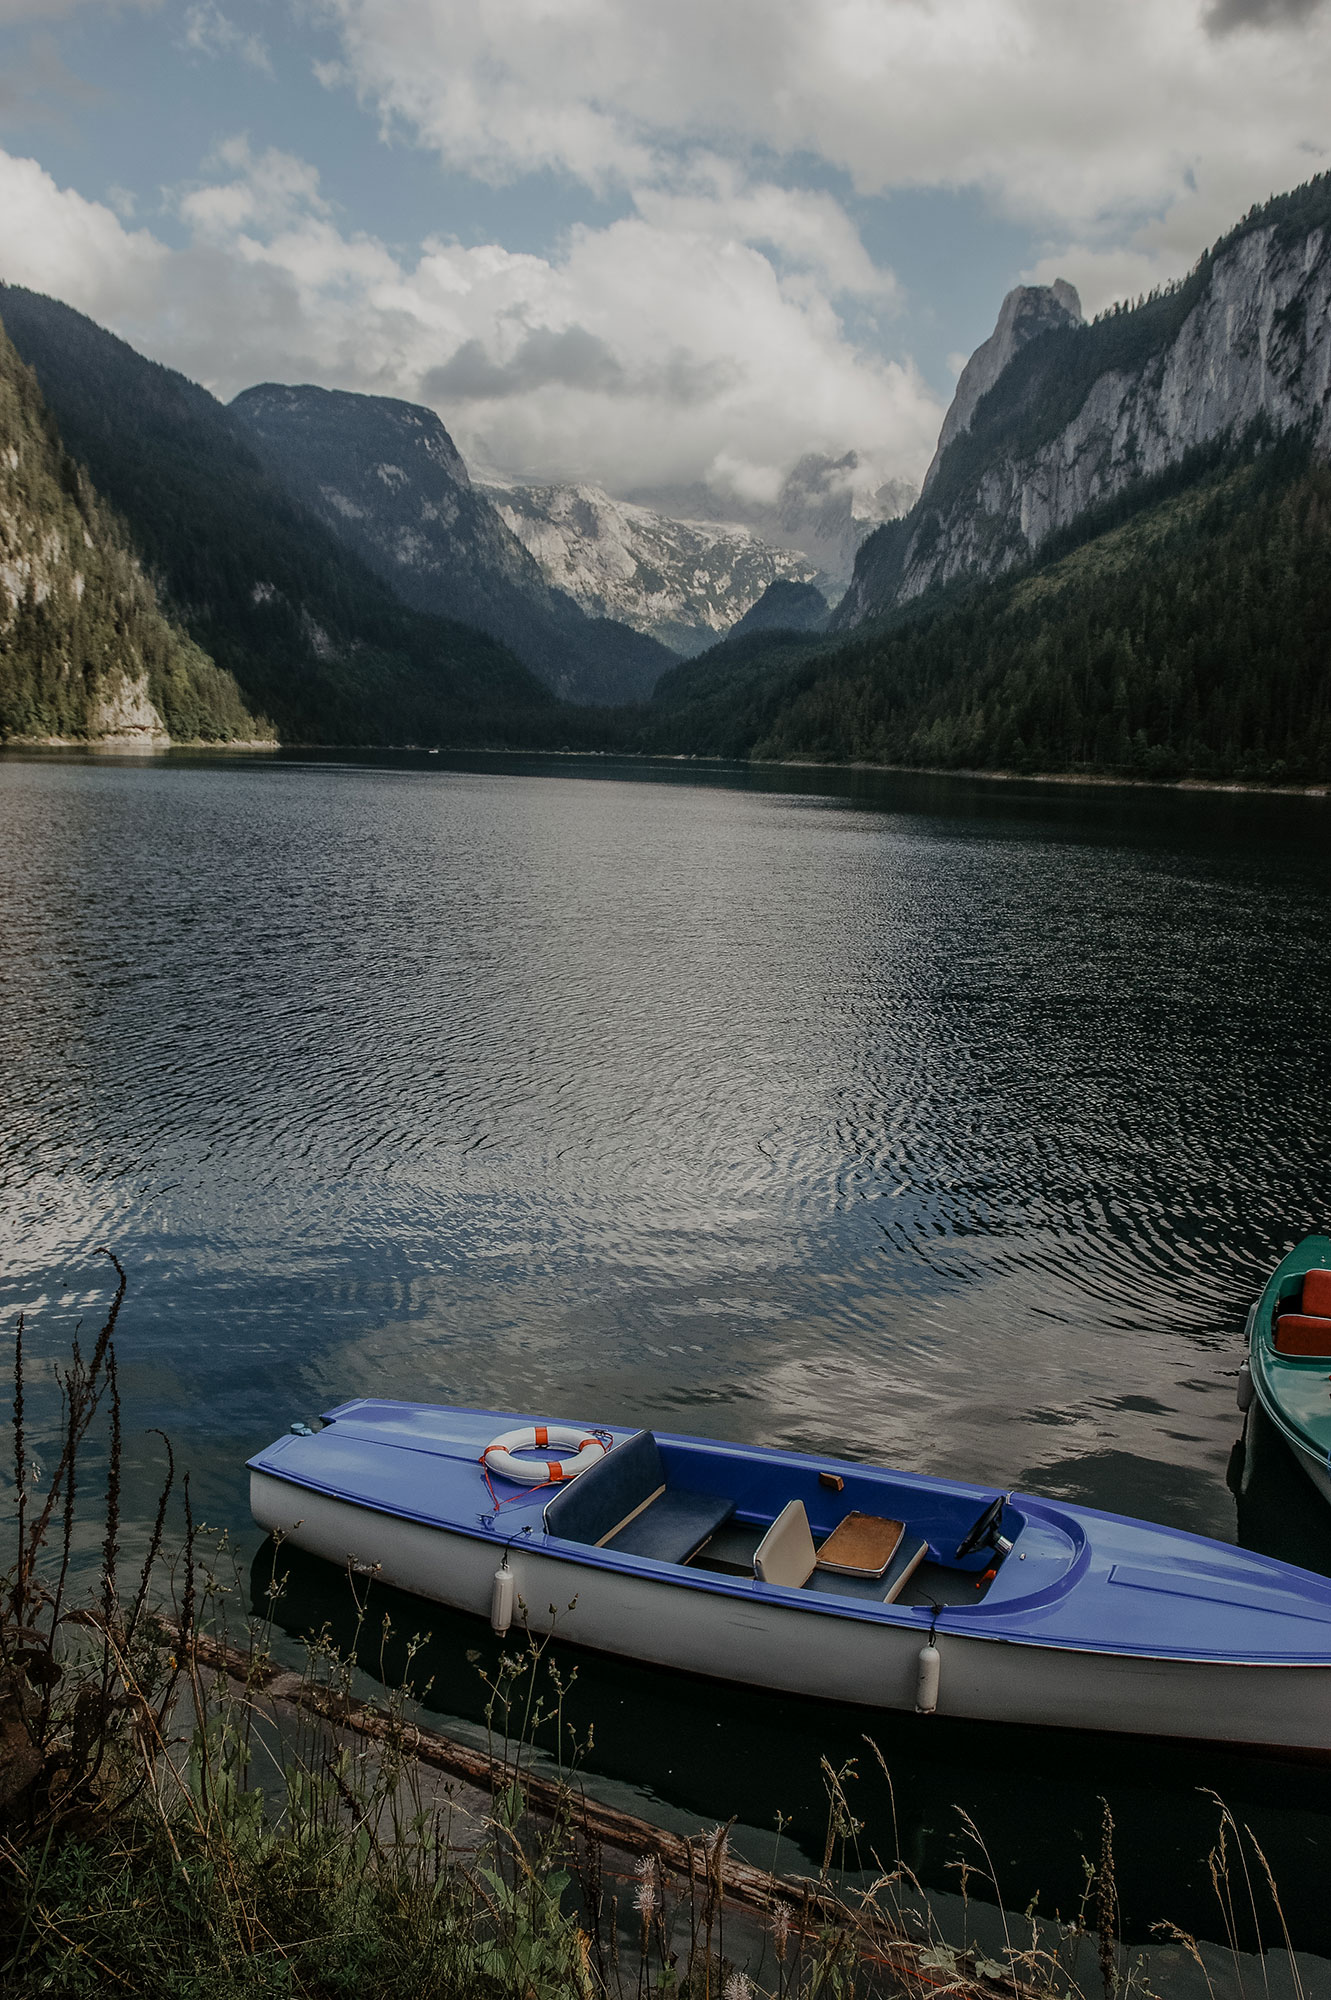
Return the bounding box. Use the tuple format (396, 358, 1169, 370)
(838, 175, 1331, 625)
(0, 287, 560, 747)
(725, 580, 829, 642)
(230, 385, 671, 705)
(646, 438, 1331, 784)
(0, 313, 266, 745)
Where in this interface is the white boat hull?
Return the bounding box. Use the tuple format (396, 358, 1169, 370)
(252, 1471, 1331, 1757)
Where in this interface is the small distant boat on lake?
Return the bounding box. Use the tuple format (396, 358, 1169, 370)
(1240, 1234, 1331, 1506)
(250, 1399, 1331, 1757)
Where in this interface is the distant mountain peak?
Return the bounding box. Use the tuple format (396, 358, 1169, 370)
(922, 281, 1084, 495)
(483, 479, 820, 656)
(233, 382, 474, 491)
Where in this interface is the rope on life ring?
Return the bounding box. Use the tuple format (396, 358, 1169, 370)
(481, 1423, 609, 1487)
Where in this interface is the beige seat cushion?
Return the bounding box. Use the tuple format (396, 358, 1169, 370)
(754, 1498, 817, 1588)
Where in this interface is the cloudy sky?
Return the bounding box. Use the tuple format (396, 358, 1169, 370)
(1, 0, 1328, 510)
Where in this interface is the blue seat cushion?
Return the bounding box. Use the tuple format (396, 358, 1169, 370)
(606, 1488, 736, 1565)
(544, 1430, 665, 1546)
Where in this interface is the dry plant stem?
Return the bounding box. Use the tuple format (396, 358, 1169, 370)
(955, 1807, 1019, 1978)
(1096, 1802, 1119, 2000)
(1218, 1802, 1269, 2000)
(1245, 1823, 1305, 2000)
(9, 1312, 25, 1628)
(11, 1249, 125, 1628)
(1206, 1807, 1245, 1992)
(127, 1429, 174, 1647)
(97, 1344, 121, 1719)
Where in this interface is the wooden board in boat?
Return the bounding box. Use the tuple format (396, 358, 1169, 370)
(815, 1512, 904, 1578)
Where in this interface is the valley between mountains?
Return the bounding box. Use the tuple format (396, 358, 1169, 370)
(2, 173, 1329, 785)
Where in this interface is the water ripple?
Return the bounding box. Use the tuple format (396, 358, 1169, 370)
(1, 752, 1328, 1546)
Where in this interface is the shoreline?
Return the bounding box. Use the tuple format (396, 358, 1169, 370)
(2, 736, 1326, 798)
(758, 754, 1331, 799)
(0, 733, 279, 752)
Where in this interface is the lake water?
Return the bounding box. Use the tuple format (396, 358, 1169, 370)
(2, 749, 1330, 1957)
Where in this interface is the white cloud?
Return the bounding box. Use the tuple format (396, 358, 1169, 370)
(180, 1, 272, 75)
(5, 0, 1328, 506)
(0, 143, 942, 498)
(0, 150, 165, 311)
(316, 0, 1331, 269)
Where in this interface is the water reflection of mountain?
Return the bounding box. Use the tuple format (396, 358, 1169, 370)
(253, 1538, 1331, 1954)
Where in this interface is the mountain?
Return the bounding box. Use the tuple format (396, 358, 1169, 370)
(725, 579, 829, 641)
(483, 480, 820, 655)
(645, 434, 1331, 783)
(838, 176, 1331, 626)
(0, 286, 562, 747)
(631, 452, 918, 597)
(0, 312, 266, 746)
(230, 385, 670, 705)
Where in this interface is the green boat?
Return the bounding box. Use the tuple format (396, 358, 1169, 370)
(1241, 1235, 1331, 1505)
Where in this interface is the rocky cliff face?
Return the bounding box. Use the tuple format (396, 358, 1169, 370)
(231, 385, 670, 705)
(0, 315, 264, 745)
(838, 177, 1331, 625)
(484, 480, 820, 655)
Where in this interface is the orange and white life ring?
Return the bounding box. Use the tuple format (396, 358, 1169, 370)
(481, 1424, 608, 1486)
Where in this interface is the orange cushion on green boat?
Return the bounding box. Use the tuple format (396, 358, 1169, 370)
(1274, 1314, 1331, 1356)
(1302, 1269, 1331, 1317)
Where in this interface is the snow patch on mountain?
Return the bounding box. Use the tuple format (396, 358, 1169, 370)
(483, 481, 820, 655)
(631, 451, 918, 596)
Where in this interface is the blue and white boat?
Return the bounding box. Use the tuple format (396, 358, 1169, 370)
(249, 1401, 1331, 1756)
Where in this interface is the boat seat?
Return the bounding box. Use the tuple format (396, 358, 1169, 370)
(1274, 1314, 1331, 1356)
(754, 1500, 929, 1603)
(543, 1429, 735, 1566)
(1302, 1269, 1331, 1316)
(754, 1498, 817, 1587)
(607, 1489, 736, 1564)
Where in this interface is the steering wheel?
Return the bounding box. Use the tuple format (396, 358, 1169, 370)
(955, 1495, 1007, 1561)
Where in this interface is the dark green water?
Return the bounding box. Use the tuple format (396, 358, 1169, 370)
(2, 749, 1329, 1952)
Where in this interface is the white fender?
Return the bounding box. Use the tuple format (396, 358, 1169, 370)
(490, 1564, 515, 1635)
(916, 1641, 941, 1714)
(1237, 1359, 1255, 1413)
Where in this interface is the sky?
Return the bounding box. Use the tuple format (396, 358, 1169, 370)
(0, 0, 1329, 512)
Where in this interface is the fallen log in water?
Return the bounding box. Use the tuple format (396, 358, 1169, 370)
(190, 1631, 1034, 1999)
